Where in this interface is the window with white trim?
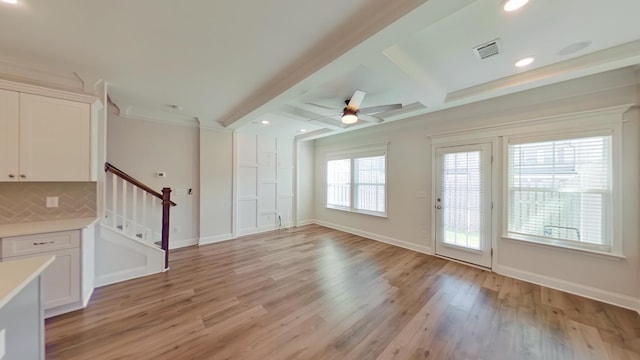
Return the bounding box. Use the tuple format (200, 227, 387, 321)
(326, 145, 387, 216)
(507, 133, 612, 251)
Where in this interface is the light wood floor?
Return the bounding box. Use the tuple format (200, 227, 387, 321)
(46, 225, 640, 359)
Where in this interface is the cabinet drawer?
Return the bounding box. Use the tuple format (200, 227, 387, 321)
(2, 230, 80, 257)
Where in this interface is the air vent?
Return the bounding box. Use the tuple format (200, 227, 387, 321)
(473, 39, 502, 60)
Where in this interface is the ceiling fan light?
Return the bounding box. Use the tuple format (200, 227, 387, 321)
(341, 114, 358, 124)
(503, 0, 529, 12)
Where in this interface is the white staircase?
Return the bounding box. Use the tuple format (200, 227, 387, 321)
(95, 163, 175, 287)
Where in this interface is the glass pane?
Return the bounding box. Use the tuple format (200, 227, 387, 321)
(354, 156, 385, 213)
(327, 159, 351, 207)
(508, 136, 610, 245)
(441, 151, 482, 250)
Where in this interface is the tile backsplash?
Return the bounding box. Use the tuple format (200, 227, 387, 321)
(0, 182, 96, 224)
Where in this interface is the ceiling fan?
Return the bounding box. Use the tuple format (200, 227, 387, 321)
(306, 90, 402, 125)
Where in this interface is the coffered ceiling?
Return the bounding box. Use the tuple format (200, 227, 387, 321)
(1, 0, 639, 139)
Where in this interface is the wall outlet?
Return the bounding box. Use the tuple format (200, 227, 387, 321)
(0, 328, 6, 360)
(46, 196, 59, 208)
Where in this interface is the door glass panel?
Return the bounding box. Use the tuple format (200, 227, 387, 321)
(441, 151, 482, 250)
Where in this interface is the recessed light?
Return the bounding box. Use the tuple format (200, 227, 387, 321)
(515, 56, 535, 67)
(299, 129, 307, 132)
(261, 120, 270, 125)
(503, 0, 529, 12)
(1, 0, 18, 4)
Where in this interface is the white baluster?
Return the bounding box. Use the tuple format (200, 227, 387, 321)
(152, 196, 158, 243)
(122, 178, 128, 235)
(112, 173, 117, 228)
(132, 186, 138, 239)
(142, 191, 148, 240)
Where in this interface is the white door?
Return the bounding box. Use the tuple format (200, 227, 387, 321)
(434, 143, 492, 268)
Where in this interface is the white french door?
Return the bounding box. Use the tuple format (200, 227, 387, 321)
(434, 143, 492, 268)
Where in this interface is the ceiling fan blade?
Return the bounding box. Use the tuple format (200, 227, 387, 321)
(359, 103, 402, 114)
(305, 102, 341, 111)
(346, 90, 366, 111)
(357, 113, 384, 124)
(308, 114, 339, 122)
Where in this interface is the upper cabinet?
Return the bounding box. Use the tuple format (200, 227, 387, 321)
(0, 89, 20, 181)
(0, 88, 94, 182)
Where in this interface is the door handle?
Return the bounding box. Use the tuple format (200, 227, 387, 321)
(435, 205, 442, 209)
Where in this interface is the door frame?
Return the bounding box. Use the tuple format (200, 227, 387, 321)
(430, 136, 501, 270)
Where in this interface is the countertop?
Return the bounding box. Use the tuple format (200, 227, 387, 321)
(0, 255, 54, 308)
(0, 217, 97, 238)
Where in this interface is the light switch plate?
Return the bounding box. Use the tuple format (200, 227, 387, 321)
(0, 328, 6, 360)
(46, 196, 59, 208)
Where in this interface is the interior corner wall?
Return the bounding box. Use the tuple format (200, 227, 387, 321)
(199, 128, 233, 244)
(312, 67, 640, 309)
(107, 114, 199, 247)
(296, 140, 315, 225)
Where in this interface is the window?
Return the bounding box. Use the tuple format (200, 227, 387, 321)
(507, 133, 612, 251)
(326, 145, 387, 216)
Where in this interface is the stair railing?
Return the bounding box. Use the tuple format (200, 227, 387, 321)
(104, 162, 177, 269)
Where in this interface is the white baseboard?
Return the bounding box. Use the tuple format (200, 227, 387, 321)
(94, 266, 150, 288)
(237, 225, 277, 237)
(314, 220, 432, 255)
(199, 233, 233, 246)
(82, 287, 94, 308)
(46, 301, 84, 319)
(296, 219, 316, 227)
(494, 264, 640, 314)
(170, 237, 198, 249)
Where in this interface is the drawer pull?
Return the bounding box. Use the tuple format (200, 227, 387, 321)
(33, 241, 55, 246)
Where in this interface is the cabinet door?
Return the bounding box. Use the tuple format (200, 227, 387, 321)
(0, 89, 20, 182)
(19, 93, 91, 181)
(9, 248, 81, 309)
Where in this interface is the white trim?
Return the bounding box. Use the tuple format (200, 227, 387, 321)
(199, 233, 234, 246)
(315, 220, 432, 255)
(326, 142, 389, 159)
(169, 238, 198, 249)
(0, 78, 99, 104)
(45, 301, 85, 319)
(236, 225, 277, 237)
(429, 105, 632, 142)
(494, 264, 640, 314)
(296, 219, 316, 227)
(94, 266, 149, 288)
(82, 287, 94, 308)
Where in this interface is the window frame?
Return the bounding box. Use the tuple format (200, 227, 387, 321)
(502, 128, 622, 256)
(326, 144, 388, 218)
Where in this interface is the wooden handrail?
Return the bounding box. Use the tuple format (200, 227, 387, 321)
(105, 162, 176, 269)
(105, 162, 177, 206)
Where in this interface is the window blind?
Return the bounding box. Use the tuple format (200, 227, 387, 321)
(508, 135, 611, 246)
(354, 155, 386, 213)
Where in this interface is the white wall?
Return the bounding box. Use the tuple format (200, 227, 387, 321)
(199, 128, 233, 245)
(235, 132, 294, 236)
(296, 140, 315, 225)
(107, 113, 199, 247)
(311, 67, 640, 309)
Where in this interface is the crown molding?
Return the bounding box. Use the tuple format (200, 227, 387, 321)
(0, 77, 99, 104)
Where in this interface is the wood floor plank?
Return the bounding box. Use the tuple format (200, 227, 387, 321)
(45, 224, 640, 359)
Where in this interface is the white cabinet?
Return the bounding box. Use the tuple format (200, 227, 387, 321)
(1, 230, 81, 314)
(0, 90, 91, 182)
(0, 89, 19, 181)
